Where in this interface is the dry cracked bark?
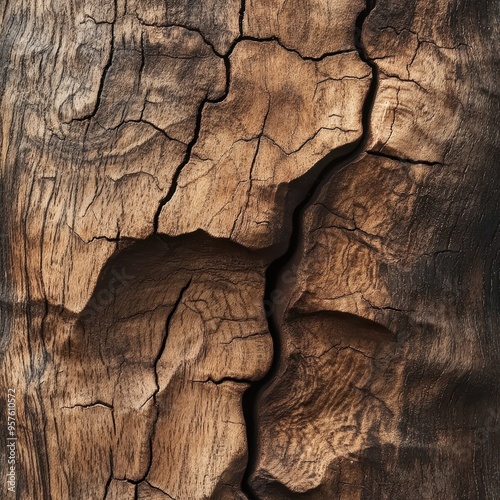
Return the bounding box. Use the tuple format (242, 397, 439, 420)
(0, 0, 499, 499)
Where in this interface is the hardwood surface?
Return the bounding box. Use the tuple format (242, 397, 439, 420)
(0, 0, 498, 498)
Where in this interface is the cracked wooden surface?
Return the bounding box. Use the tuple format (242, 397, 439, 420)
(0, 0, 499, 498)
(157, 43, 370, 248)
(250, 0, 500, 497)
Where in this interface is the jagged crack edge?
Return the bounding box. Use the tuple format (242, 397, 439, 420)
(137, 278, 192, 485)
(240, 0, 380, 497)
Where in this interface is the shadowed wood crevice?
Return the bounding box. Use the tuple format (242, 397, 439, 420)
(247, 0, 500, 495)
(241, 1, 382, 496)
(1, 0, 499, 498)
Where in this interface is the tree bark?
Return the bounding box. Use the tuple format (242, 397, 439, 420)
(1, 0, 498, 499)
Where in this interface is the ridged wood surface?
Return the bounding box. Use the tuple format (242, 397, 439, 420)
(0, 0, 498, 498)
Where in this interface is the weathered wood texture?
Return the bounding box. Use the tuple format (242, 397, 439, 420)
(0, 0, 498, 499)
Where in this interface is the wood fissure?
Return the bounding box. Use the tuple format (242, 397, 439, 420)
(1, 0, 499, 498)
(241, 1, 381, 496)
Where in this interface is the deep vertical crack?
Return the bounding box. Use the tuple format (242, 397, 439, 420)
(239, 0, 246, 36)
(150, 14, 364, 236)
(240, 1, 379, 497)
(140, 278, 192, 483)
(152, 37, 234, 233)
(152, 90, 207, 233)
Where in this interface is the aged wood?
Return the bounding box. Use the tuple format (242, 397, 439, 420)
(0, 0, 498, 499)
(157, 43, 370, 248)
(250, 0, 500, 498)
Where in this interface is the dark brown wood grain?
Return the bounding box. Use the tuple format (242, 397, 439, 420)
(0, 0, 498, 499)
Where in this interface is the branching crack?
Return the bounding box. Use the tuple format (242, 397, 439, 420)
(232, 90, 271, 239)
(103, 470, 113, 499)
(338, 345, 377, 360)
(136, 20, 222, 57)
(66, 223, 123, 245)
(143, 480, 176, 499)
(106, 171, 162, 192)
(238, 35, 358, 61)
(103, 478, 175, 500)
(379, 69, 428, 92)
(300, 342, 379, 361)
(378, 25, 469, 51)
(82, 14, 113, 26)
(220, 330, 268, 345)
(350, 383, 394, 416)
(311, 219, 384, 245)
(152, 96, 208, 232)
(264, 125, 360, 158)
(150, 17, 370, 233)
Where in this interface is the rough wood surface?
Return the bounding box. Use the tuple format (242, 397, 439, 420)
(0, 0, 498, 499)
